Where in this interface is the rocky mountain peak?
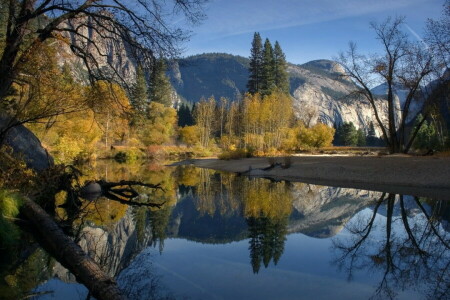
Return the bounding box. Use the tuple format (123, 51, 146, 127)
(301, 59, 347, 76)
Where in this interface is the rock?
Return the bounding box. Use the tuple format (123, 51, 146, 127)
(79, 182, 102, 201)
(1, 115, 53, 171)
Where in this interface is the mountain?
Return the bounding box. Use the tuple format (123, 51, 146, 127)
(168, 54, 390, 132)
(168, 53, 249, 103)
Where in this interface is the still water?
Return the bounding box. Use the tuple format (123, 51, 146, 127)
(2, 161, 449, 300)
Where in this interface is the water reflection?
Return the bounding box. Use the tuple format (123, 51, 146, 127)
(333, 194, 450, 300)
(1, 161, 449, 299)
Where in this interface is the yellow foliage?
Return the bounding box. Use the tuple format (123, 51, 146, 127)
(242, 179, 292, 220)
(140, 102, 177, 145)
(177, 165, 202, 186)
(297, 122, 335, 149)
(79, 198, 129, 227)
(179, 125, 201, 146)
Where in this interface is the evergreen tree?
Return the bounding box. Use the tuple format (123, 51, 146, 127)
(177, 103, 194, 127)
(130, 66, 149, 113)
(356, 129, 366, 146)
(247, 32, 263, 94)
(366, 121, 382, 146)
(273, 41, 290, 94)
(333, 122, 358, 146)
(260, 38, 275, 96)
(149, 59, 173, 107)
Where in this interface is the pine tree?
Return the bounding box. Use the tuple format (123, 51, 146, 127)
(149, 59, 173, 107)
(366, 121, 377, 146)
(260, 38, 275, 96)
(131, 66, 149, 113)
(177, 103, 194, 127)
(273, 41, 290, 94)
(247, 32, 263, 94)
(356, 129, 366, 146)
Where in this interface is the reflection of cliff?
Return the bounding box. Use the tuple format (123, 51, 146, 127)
(53, 208, 155, 281)
(289, 184, 382, 238)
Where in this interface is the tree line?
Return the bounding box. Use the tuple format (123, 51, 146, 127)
(177, 92, 335, 156)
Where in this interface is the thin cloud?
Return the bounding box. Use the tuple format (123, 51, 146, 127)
(198, 0, 434, 38)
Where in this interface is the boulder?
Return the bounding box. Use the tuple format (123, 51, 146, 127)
(1, 116, 54, 171)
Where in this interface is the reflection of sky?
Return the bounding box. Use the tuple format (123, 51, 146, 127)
(33, 279, 88, 300)
(182, 0, 443, 64)
(32, 199, 447, 300)
(145, 213, 425, 300)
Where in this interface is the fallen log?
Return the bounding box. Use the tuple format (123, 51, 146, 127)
(20, 197, 126, 300)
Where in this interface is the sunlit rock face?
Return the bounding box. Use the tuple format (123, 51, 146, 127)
(288, 183, 382, 238)
(289, 60, 396, 135)
(53, 209, 153, 281)
(56, 15, 137, 83)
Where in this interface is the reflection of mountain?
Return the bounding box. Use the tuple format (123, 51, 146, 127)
(167, 182, 382, 243)
(289, 185, 382, 238)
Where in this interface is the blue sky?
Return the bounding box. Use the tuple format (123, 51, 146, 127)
(182, 0, 445, 64)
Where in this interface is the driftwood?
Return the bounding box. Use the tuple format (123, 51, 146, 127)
(20, 197, 127, 300)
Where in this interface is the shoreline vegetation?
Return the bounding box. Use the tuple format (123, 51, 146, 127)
(172, 154, 450, 200)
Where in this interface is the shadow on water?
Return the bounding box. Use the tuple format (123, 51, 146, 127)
(1, 161, 449, 299)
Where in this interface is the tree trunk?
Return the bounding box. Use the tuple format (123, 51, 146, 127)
(20, 197, 126, 300)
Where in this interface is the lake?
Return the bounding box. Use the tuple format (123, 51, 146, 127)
(1, 161, 449, 300)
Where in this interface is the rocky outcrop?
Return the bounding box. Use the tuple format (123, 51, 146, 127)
(0, 115, 53, 171)
(57, 16, 137, 83)
(289, 60, 395, 134)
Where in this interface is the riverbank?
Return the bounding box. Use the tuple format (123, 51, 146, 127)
(173, 155, 450, 200)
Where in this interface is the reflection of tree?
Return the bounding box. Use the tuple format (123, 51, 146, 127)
(190, 168, 242, 217)
(177, 168, 294, 273)
(149, 206, 172, 253)
(333, 193, 450, 300)
(243, 179, 292, 273)
(247, 215, 288, 273)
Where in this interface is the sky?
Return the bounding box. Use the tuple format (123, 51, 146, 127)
(181, 0, 445, 64)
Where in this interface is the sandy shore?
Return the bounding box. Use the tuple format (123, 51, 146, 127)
(173, 155, 450, 200)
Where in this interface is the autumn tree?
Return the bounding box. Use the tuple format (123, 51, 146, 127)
(247, 32, 263, 94)
(337, 17, 440, 153)
(89, 81, 132, 148)
(0, 0, 206, 142)
(194, 96, 216, 148)
(139, 102, 177, 145)
(0, 43, 87, 141)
